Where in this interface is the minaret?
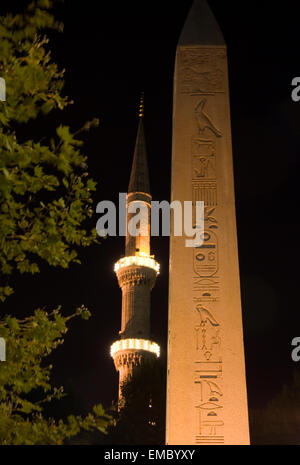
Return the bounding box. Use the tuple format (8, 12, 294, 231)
(110, 95, 160, 400)
(166, 0, 250, 444)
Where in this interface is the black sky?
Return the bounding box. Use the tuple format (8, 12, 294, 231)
(2, 0, 300, 435)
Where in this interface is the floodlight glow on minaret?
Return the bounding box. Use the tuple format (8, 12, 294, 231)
(111, 95, 160, 399)
(114, 255, 160, 274)
(110, 339, 160, 358)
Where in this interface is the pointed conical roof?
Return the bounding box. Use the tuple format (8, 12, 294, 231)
(128, 118, 150, 195)
(179, 0, 224, 46)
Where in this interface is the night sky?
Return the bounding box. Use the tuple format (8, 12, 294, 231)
(2, 0, 300, 437)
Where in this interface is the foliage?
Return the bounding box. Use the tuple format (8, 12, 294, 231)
(0, 306, 110, 445)
(0, 0, 110, 444)
(106, 359, 166, 445)
(0, 0, 99, 302)
(250, 370, 300, 444)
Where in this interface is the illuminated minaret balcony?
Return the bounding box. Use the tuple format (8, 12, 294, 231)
(111, 95, 160, 398)
(114, 254, 160, 275)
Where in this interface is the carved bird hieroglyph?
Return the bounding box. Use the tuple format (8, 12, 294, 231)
(195, 98, 222, 138)
(196, 306, 219, 327)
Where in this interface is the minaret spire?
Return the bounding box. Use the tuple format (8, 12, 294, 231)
(128, 94, 150, 195)
(111, 96, 160, 401)
(138, 91, 144, 118)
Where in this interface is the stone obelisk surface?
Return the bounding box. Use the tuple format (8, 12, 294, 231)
(166, 0, 250, 445)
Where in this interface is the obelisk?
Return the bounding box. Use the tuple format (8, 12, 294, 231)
(166, 0, 250, 445)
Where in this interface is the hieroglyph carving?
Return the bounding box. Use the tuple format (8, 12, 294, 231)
(179, 47, 226, 94)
